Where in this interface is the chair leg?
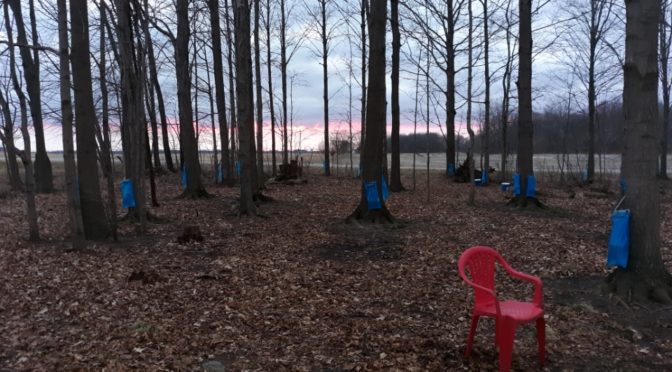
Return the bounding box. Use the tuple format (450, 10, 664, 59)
(536, 317, 545, 366)
(465, 315, 480, 357)
(496, 319, 516, 372)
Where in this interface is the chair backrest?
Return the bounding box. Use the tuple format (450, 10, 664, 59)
(458, 246, 503, 306)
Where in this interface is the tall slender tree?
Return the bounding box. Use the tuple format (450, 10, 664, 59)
(7, 0, 52, 193)
(176, 0, 208, 197)
(660, 0, 671, 178)
(390, 0, 403, 191)
(254, 0, 265, 180)
(57, 0, 85, 249)
(208, 0, 232, 183)
(71, 0, 110, 239)
(263, 0, 278, 176)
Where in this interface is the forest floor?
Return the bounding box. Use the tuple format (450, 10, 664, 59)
(1, 170, 672, 371)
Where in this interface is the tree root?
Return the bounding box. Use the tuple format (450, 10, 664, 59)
(606, 269, 672, 305)
(346, 204, 395, 224)
(507, 195, 546, 209)
(119, 210, 168, 224)
(178, 189, 213, 199)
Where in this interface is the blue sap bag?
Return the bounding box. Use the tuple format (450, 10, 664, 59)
(365, 181, 382, 210)
(607, 209, 630, 268)
(120, 179, 136, 209)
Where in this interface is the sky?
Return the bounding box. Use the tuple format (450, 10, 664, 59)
(1, 0, 625, 153)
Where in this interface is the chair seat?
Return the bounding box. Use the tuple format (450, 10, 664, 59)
(476, 301, 543, 322)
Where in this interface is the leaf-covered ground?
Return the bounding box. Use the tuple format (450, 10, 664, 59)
(1, 171, 672, 371)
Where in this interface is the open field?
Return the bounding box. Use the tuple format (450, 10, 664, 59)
(1, 170, 672, 370)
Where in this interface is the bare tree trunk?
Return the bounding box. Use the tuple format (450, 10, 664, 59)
(56, 0, 85, 249)
(0, 39, 38, 240)
(264, 0, 278, 177)
(608, 0, 672, 304)
(71, 0, 110, 239)
(0, 98, 22, 191)
(143, 0, 175, 172)
(234, 0, 257, 215)
(177, 0, 208, 197)
(482, 0, 491, 181)
(225, 0, 238, 177)
(7, 0, 53, 193)
(98, 1, 118, 241)
(390, 0, 403, 192)
(321, 0, 331, 177)
(500, 0, 514, 182)
(467, 0, 475, 206)
(254, 0, 265, 180)
(280, 0, 289, 165)
(207, 0, 231, 184)
(512, 0, 537, 207)
(446, 0, 456, 176)
(359, 0, 368, 168)
(660, 0, 671, 179)
(117, 0, 148, 231)
(347, 0, 392, 223)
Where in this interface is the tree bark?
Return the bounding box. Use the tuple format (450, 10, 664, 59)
(660, 1, 671, 178)
(482, 0, 491, 181)
(467, 0, 475, 205)
(0, 95, 22, 191)
(225, 0, 238, 178)
(446, 0, 456, 176)
(359, 0, 367, 168)
(143, 3, 176, 173)
(254, 0, 265, 180)
(116, 0, 147, 230)
(280, 0, 289, 165)
(322, 0, 331, 177)
(57, 0, 85, 249)
(7, 0, 52, 193)
(234, 0, 257, 215)
(512, 0, 537, 207)
(347, 0, 392, 223)
(609, 0, 672, 304)
(71, 0, 110, 239)
(264, 0, 278, 176)
(176, 0, 208, 197)
(390, 0, 403, 192)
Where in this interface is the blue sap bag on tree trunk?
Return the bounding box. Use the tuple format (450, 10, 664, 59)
(607, 209, 630, 268)
(120, 179, 136, 209)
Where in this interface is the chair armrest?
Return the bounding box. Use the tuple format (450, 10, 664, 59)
(504, 267, 543, 307)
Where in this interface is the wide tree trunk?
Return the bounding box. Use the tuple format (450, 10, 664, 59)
(57, 0, 85, 249)
(360, 0, 367, 165)
(234, 0, 257, 215)
(7, 0, 52, 193)
(70, 0, 110, 239)
(608, 0, 672, 304)
(347, 0, 392, 223)
(512, 0, 537, 207)
(390, 0, 403, 192)
(176, 0, 208, 197)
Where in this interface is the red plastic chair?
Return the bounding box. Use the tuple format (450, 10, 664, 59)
(458, 246, 545, 372)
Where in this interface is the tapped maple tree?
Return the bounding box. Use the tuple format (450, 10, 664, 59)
(347, 0, 393, 223)
(607, 0, 672, 304)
